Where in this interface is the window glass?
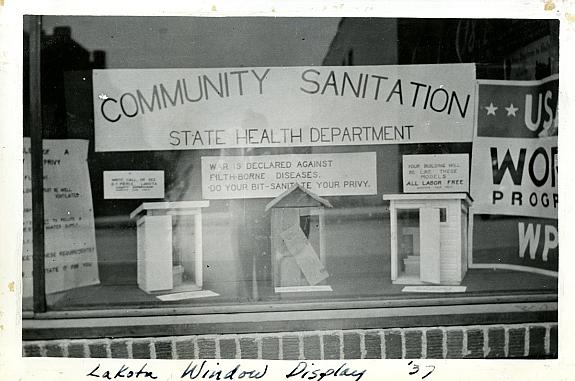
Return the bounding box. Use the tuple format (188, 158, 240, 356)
(23, 16, 558, 311)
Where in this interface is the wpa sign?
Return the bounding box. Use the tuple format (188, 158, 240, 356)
(471, 137, 557, 219)
(471, 75, 558, 219)
(475, 74, 558, 139)
(470, 75, 558, 276)
(471, 216, 558, 276)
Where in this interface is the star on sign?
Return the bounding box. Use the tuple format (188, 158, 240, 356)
(505, 103, 519, 117)
(485, 102, 498, 115)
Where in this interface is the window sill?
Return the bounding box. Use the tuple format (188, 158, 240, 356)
(23, 292, 557, 340)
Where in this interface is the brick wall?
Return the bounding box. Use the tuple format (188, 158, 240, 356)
(23, 322, 557, 359)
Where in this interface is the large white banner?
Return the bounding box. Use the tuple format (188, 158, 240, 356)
(23, 139, 100, 298)
(93, 64, 476, 151)
(201, 152, 377, 199)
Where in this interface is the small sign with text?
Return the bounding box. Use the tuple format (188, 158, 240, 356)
(402, 154, 469, 193)
(201, 152, 377, 199)
(103, 171, 165, 199)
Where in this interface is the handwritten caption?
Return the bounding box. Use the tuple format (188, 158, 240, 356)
(86, 360, 436, 380)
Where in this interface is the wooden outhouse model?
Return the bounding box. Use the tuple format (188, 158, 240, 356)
(130, 201, 209, 294)
(383, 193, 473, 285)
(265, 185, 333, 293)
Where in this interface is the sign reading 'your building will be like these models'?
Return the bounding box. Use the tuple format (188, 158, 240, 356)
(92, 64, 476, 151)
(402, 154, 469, 193)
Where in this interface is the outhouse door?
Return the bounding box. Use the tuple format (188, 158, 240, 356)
(419, 207, 441, 284)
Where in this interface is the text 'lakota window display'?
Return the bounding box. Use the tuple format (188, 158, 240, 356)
(93, 64, 476, 151)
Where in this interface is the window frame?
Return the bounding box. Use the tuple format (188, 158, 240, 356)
(22, 15, 558, 341)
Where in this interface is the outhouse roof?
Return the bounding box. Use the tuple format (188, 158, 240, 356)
(265, 184, 333, 211)
(130, 200, 210, 219)
(382, 192, 473, 205)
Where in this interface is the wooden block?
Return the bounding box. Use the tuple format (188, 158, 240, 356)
(271, 209, 300, 286)
(173, 265, 184, 287)
(420, 207, 441, 284)
(137, 215, 173, 293)
(278, 256, 304, 286)
(281, 224, 329, 286)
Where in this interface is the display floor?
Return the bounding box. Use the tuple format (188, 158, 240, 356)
(37, 267, 556, 310)
(21, 212, 558, 311)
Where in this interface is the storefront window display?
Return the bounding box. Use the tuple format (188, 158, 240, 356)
(23, 16, 558, 320)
